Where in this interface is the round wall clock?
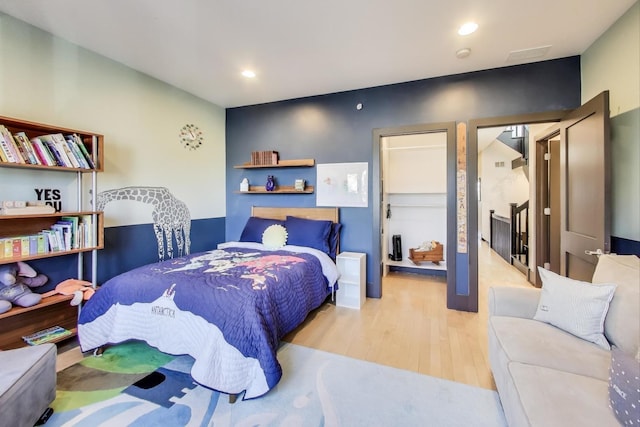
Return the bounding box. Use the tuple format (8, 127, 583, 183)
(179, 124, 204, 150)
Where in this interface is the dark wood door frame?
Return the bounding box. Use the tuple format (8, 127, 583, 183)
(468, 111, 567, 309)
(372, 122, 456, 300)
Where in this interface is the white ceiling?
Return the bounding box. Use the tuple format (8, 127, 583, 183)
(0, 0, 635, 108)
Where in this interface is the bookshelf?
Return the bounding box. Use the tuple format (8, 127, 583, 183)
(234, 157, 315, 194)
(0, 114, 104, 349)
(235, 185, 315, 194)
(233, 158, 315, 169)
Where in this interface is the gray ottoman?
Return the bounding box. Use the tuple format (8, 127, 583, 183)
(0, 343, 56, 427)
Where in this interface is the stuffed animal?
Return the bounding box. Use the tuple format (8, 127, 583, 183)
(0, 261, 48, 314)
(51, 279, 95, 306)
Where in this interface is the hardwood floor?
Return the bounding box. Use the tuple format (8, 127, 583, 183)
(57, 241, 532, 390)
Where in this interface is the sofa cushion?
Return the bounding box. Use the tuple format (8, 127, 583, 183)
(591, 254, 640, 356)
(508, 362, 619, 427)
(489, 315, 611, 381)
(534, 267, 616, 349)
(0, 344, 57, 427)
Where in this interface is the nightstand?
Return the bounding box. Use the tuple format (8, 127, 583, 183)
(336, 252, 366, 309)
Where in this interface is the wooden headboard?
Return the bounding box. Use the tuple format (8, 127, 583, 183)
(251, 206, 339, 223)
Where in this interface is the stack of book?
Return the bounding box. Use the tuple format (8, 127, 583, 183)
(22, 326, 73, 345)
(0, 125, 95, 169)
(250, 150, 279, 166)
(0, 200, 56, 216)
(0, 214, 94, 259)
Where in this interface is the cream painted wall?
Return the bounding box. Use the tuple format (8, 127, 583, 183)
(0, 13, 226, 227)
(581, 1, 640, 241)
(582, 1, 639, 115)
(478, 141, 529, 242)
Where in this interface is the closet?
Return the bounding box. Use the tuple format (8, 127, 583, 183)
(381, 131, 447, 275)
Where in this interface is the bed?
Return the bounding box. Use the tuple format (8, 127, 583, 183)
(78, 206, 340, 399)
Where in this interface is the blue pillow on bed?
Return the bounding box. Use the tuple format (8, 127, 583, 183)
(285, 216, 332, 254)
(328, 223, 342, 259)
(240, 217, 284, 243)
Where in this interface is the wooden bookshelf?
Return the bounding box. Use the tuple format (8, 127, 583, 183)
(0, 114, 104, 348)
(235, 185, 314, 194)
(234, 158, 315, 169)
(0, 294, 77, 350)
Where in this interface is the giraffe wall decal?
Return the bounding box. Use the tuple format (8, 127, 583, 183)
(96, 186, 192, 260)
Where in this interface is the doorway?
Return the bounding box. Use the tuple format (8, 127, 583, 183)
(468, 111, 567, 309)
(476, 123, 554, 280)
(372, 122, 456, 300)
(469, 91, 611, 308)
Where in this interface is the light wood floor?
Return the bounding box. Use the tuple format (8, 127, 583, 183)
(57, 241, 531, 390)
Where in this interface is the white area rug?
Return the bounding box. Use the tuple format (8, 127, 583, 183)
(49, 342, 507, 426)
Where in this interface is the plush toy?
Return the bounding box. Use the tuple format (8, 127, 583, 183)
(0, 261, 48, 314)
(51, 279, 95, 306)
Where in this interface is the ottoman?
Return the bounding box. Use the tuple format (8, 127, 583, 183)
(0, 343, 56, 427)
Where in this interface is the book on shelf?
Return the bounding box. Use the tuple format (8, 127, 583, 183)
(22, 326, 73, 346)
(20, 236, 30, 256)
(2, 238, 12, 258)
(30, 137, 56, 166)
(12, 132, 39, 165)
(0, 125, 23, 163)
(250, 150, 279, 166)
(80, 214, 94, 248)
(70, 134, 95, 169)
(64, 137, 90, 168)
(51, 133, 79, 168)
(38, 134, 68, 167)
(60, 216, 80, 249)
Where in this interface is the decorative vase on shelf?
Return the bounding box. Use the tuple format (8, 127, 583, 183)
(265, 175, 276, 191)
(240, 178, 249, 192)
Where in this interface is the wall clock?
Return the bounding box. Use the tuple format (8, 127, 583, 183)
(179, 124, 204, 150)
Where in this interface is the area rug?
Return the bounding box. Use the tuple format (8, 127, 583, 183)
(49, 341, 507, 426)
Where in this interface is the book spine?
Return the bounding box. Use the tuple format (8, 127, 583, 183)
(12, 133, 34, 164)
(66, 139, 89, 168)
(72, 134, 96, 169)
(31, 138, 55, 166)
(14, 132, 39, 164)
(41, 138, 66, 166)
(20, 236, 30, 256)
(3, 238, 12, 258)
(12, 237, 21, 257)
(0, 131, 18, 163)
(53, 134, 79, 167)
(0, 125, 25, 163)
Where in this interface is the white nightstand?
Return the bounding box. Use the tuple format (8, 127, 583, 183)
(336, 252, 366, 309)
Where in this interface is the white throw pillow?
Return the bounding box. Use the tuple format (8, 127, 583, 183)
(534, 266, 617, 349)
(262, 224, 288, 249)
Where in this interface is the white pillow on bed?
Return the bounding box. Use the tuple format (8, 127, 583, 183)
(262, 224, 288, 249)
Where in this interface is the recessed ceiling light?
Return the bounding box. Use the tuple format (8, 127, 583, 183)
(241, 70, 256, 78)
(458, 22, 478, 36)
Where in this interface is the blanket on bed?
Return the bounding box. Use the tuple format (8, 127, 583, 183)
(78, 246, 333, 399)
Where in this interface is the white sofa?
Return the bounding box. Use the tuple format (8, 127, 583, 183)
(488, 254, 639, 427)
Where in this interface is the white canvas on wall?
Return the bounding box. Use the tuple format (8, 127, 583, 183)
(316, 162, 368, 207)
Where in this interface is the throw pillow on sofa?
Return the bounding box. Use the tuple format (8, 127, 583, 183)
(609, 346, 640, 426)
(534, 266, 617, 349)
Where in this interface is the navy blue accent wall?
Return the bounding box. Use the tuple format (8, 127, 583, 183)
(98, 217, 226, 283)
(612, 236, 640, 256)
(226, 57, 581, 300)
(28, 217, 225, 291)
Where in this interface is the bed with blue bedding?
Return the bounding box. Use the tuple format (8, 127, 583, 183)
(78, 207, 340, 400)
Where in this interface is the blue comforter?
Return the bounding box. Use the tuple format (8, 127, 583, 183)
(78, 244, 335, 399)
